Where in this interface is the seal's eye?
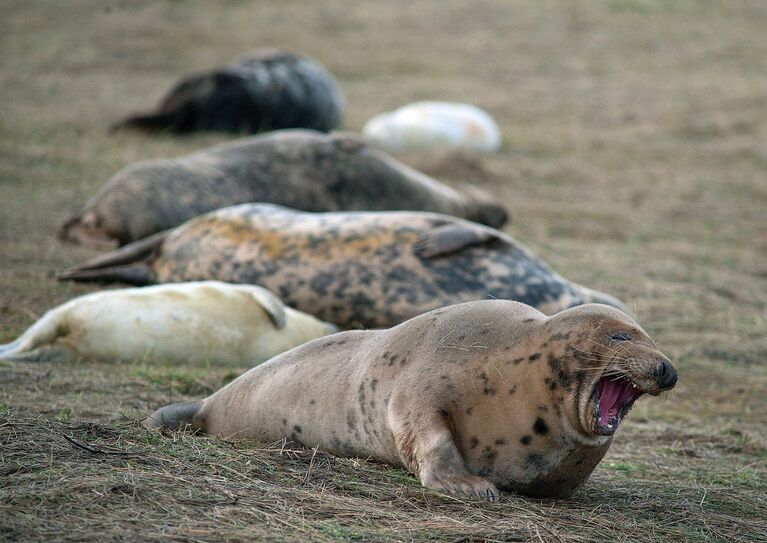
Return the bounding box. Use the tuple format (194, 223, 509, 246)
(610, 332, 632, 342)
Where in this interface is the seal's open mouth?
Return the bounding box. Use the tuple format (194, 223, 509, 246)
(592, 376, 645, 434)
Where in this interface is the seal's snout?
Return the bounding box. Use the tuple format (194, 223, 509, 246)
(656, 359, 678, 390)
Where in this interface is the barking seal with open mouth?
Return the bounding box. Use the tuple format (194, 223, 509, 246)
(144, 300, 677, 500)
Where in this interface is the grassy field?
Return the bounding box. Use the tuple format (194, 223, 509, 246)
(1, 0, 766, 541)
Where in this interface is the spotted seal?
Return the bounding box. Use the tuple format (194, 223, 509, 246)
(114, 49, 343, 134)
(60, 130, 508, 249)
(59, 204, 629, 328)
(144, 300, 677, 499)
(0, 281, 336, 365)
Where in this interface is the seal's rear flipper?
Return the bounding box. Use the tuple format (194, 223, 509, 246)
(414, 224, 500, 259)
(143, 400, 204, 432)
(0, 339, 20, 355)
(0, 345, 71, 363)
(57, 230, 167, 285)
(111, 111, 179, 134)
(57, 263, 154, 285)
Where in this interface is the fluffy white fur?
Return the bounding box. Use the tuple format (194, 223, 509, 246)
(0, 281, 337, 364)
(363, 101, 501, 152)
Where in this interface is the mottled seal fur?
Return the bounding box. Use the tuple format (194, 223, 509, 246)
(60, 130, 508, 249)
(114, 49, 343, 135)
(144, 300, 677, 500)
(0, 281, 336, 365)
(59, 204, 629, 328)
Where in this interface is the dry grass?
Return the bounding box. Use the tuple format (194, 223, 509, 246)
(1, 0, 766, 541)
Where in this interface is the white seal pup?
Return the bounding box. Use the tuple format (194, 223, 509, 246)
(0, 281, 337, 365)
(363, 101, 502, 152)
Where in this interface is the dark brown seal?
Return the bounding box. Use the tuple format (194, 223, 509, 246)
(114, 49, 343, 135)
(59, 204, 628, 328)
(144, 300, 677, 500)
(60, 130, 508, 249)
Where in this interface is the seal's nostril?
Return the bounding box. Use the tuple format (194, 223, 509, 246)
(656, 360, 678, 389)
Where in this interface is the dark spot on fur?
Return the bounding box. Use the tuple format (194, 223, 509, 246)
(508, 385, 517, 395)
(470, 437, 479, 449)
(483, 387, 497, 396)
(538, 405, 549, 412)
(520, 435, 532, 445)
(282, 418, 287, 426)
(465, 407, 473, 416)
(549, 332, 571, 342)
(528, 353, 541, 362)
(523, 318, 535, 323)
(346, 411, 357, 432)
(511, 357, 524, 365)
(457, 335, 466, 341)
(358, 383, 366, 414)
(482, 446, 498, 464)
(480, 329, 489, 335)
(293, 425, 302, 433)
(371, 379, 378, 392)
(549, 381, 558, 391)
(533, 418, 549, 435)
(309, 399, 316, 405)
(495, 438, 506, 445)
(478, 372, 487, 381)
(525, 453, 548, 471)
(440, 374, 449, 380)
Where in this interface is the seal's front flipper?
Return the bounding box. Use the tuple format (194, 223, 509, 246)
(248, 287, 287, 329)
(143, 400, 204, 432)
(422, 472, 499, 502)
(414, 224, 500, 259)
(392, 410, 498, 501)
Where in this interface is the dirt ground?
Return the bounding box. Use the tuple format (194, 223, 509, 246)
(1, 1, 765, 541)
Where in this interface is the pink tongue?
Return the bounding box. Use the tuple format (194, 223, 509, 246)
(598, 378, 642, 426)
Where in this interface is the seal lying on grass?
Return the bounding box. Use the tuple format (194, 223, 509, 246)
(60, 130, 508, 249)
(58, 204, 629, 329)
(0, 281, 336, 365)
(144, 300, 677, 500)
(114, 49, 344, 135)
